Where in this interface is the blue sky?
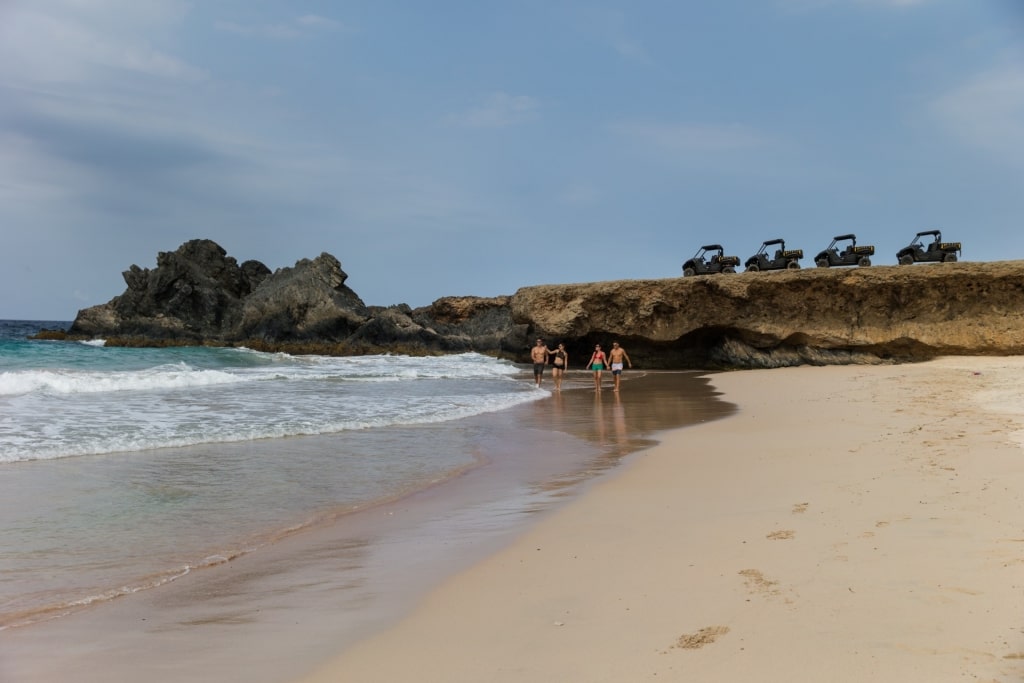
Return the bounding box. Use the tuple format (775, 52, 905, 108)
(1, 1, 1022, 320)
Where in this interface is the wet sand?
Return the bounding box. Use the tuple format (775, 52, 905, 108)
(300, 358, 1024, 683)
(0, 371, 726, 683)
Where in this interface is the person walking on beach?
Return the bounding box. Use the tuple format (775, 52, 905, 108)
(550, 343, 568, 391)
(608, 341, 632, 393)
(586, 344, 608, 392)
(530, 338, 552, 388)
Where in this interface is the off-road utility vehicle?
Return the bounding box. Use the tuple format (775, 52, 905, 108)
(896, 230, 961, 265)
(814, 234, 874, 268)
(744, 238, 803, 272)
(682, 244, 740, 276)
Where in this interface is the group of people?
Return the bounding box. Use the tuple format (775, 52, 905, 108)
(530, 338, 632, 392)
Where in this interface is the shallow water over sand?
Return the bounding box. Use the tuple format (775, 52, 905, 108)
(1, 371, 733, 683)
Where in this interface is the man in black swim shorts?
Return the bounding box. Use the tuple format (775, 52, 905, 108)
(530, 338, 551, 387)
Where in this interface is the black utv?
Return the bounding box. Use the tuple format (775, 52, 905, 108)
(744, 238, 803, 272)
(682, 244, 741, 276)
(814, 234, 874, 268)
(896, 230, 961, 265)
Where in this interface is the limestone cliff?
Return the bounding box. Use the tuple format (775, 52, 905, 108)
(510, 262, 1024, 368)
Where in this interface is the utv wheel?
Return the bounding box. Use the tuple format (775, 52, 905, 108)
(746, 264, 760, 273)
(944, 253, 958, 263)
(899, 254, 913, 266)
(683, 267, 696, 277)
(815, 259, 829, 268)
(786, 261, 800, 270)
(722, 266, 736, 274)
(858, 257, 872, 267)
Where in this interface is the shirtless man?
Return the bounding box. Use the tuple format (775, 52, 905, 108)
(608, 341, 632, 393)
(530, 338, 552, 387)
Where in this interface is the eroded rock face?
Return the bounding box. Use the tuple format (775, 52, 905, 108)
(509, 262, 1024, 367)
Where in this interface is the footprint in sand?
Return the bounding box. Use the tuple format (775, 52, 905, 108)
(792, 502, 809, 514)
(739, 568, 780, 595)
(673, 626, 730, 650)
(766, 529, 795, 540)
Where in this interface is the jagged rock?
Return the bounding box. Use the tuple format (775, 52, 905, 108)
(70, 239, 269, 340)
(68, 240, 526, 355)
(236, 253, 368, 341)
(411, 296, 527, 355)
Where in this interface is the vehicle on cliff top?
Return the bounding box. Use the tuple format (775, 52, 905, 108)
(682, 244, 741, 277)
(744, 238, 803, 272)
(814, 234, 874, 268)
(896, 230, 961, 265)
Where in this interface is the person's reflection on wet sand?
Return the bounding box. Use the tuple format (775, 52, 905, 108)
(593, 390, 607, 445)
(612, 392, 628, 454)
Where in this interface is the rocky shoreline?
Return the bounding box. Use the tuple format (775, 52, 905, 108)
(54, 239, 1024, 369)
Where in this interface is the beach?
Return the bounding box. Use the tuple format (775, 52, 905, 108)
(4, 356, 1024, 682)
(0, 367, 726, 683)
(299, 357, 1024, 683)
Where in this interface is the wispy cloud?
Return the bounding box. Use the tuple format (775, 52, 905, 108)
(578, 8, 652, 64)
(0, 6, 205, 83)
(611, 121, 775, 153)
(447, 92, 540, 128)
(931, 67, 1024, 168)
(214, 14, 344, 40)
(779, 0, 932, 11)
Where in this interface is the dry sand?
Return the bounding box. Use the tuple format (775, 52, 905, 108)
(299, 357, 1024, 683)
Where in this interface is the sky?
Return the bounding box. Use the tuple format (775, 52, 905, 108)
(1, 0, 1022, 320)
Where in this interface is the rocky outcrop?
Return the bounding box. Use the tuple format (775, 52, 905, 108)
(68, 240, 525, 355)
(235, 252, 368, 341)
(509, 262, 1024, 368)
(70, 240, 270, 341)
(67, 240, 1024, 368)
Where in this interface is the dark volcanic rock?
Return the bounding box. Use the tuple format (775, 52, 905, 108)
(68, 240, 526, 355)
(70, 239, 270, 340)
(411, 296, 527, 354)
(236, 253, 368, 341)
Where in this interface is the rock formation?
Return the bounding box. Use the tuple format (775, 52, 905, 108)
(510, 262, 1024, 367)
(67, 240, 1024, 368)
(68, 239, 526, 356)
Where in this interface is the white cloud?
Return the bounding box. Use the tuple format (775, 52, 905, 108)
(448, 92, 540, 128)
(578, 8, 652, 64)
(611, 121, 774, 153)
(296, 15, 344, 30)
(0, 6, 205, 83)
(214, 14, 344, 40)
(558, 183, 599, 206)
(932, 67, 1024, 167)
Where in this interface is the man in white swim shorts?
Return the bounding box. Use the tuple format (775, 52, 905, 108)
(607, 341, 632, 393)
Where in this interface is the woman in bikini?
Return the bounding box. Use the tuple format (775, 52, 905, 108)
(550, 343, 568, 391)
(586, 344, 608, 392)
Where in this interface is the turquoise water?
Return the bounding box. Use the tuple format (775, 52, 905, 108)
(0, 320, 549, 628)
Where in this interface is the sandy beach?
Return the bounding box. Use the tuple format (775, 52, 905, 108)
(300, 357, 1024, 683)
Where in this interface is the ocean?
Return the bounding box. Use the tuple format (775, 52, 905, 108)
(0, 319, 731, 682)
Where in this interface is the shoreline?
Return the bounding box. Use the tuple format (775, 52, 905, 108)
(299, 357, 1024, 682)
(1, 371, 726, 683)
